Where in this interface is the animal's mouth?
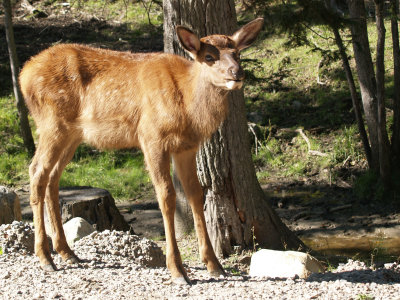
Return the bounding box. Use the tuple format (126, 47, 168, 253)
(225, 78, 244, 82)
(225, 79, 244, 90)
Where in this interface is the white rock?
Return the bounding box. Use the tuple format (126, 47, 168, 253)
(249, 249, 323, 279)
(63, 217, 96, 247)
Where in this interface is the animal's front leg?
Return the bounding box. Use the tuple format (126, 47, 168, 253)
(142, 144, 190, 284)
(173, 150, 225, 277)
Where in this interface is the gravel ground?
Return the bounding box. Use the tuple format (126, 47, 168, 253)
(1, 222, 400, 300)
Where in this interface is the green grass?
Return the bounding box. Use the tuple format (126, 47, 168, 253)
(0, 96, 30, 185)
(60, 148, 151, 200)
(331, 125, 365, 165)
(356, 295, 375, 300)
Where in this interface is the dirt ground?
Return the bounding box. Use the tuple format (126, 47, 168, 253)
(15, 178, 400, 268)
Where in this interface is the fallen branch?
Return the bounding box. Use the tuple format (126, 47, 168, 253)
(342, 155, 351, 167)
(295, 128, 328, 157)
(248, 122, 263, 155)
(328, 204, 352, 213)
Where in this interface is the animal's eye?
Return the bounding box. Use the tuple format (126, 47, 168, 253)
(205, 54, 215, 62)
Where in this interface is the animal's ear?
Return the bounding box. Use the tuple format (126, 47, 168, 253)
(231, 18, 264, 51)
(176, 26, 201, 58)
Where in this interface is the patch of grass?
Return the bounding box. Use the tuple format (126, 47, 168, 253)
(331, 125, 364, 165)
(254, 130, 332, 183)
(356, 295, 375, 300)
(60, 148, 151, 200)
(0, 152, 30, 185)
(0, 96, 30, 186)
(0, 96, 25, 151)
(0, 247, 3, 255)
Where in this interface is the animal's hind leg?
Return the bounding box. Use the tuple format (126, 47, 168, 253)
(45, 139, 81, 264)
(29, 128, 73, 271)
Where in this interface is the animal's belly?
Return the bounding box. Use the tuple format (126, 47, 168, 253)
(81, 120, 139, 150)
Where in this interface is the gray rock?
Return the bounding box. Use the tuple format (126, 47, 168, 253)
(0, 186, 22, 225)
(62, 217, 96, 247)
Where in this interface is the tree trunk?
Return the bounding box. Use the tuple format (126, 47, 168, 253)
(331, 24, 372, 167)
(390, 0, 400, 162)
(3, 0, 36, 156)
(164, 0, 304, 256)
(347, 0, 380, 172)
(374, 0, 391, 187)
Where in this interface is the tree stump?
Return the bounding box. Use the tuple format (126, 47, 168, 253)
(59, 186, 130, 232)
(0, 186, 22, 225)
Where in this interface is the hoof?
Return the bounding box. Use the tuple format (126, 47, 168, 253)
(208, 267, 226, 278)
(41, 263, 57, 272)
(172, 276, 191, 285)
(62, 251, 81, 264)
(65, 256, 80, 265)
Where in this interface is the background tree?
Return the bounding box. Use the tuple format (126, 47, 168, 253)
(247, 0, 400, 198)
(163, 0, 305, 256)
(3, 0, 35, 156)
(390, 0, 400, 163)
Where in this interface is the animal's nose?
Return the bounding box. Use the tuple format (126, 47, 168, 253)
(229, 66, 244, 80)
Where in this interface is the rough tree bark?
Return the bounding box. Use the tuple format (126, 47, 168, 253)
(3, 0, 35, 156)
(164, 0, 304, 256)
(390, 0, 400, 162)
(347, 0, 381, 172)
(374, 0, 391, 187)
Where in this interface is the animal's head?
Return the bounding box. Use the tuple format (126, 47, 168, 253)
(176, 18, 264, 90)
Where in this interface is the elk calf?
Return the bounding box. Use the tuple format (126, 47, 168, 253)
(19, 18, 264, 284)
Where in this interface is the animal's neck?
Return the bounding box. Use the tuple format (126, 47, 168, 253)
(186, 66, 230, 140)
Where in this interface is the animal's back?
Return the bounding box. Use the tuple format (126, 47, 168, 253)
(19, 44, 193, 149)
(20, 44, 152, 117)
